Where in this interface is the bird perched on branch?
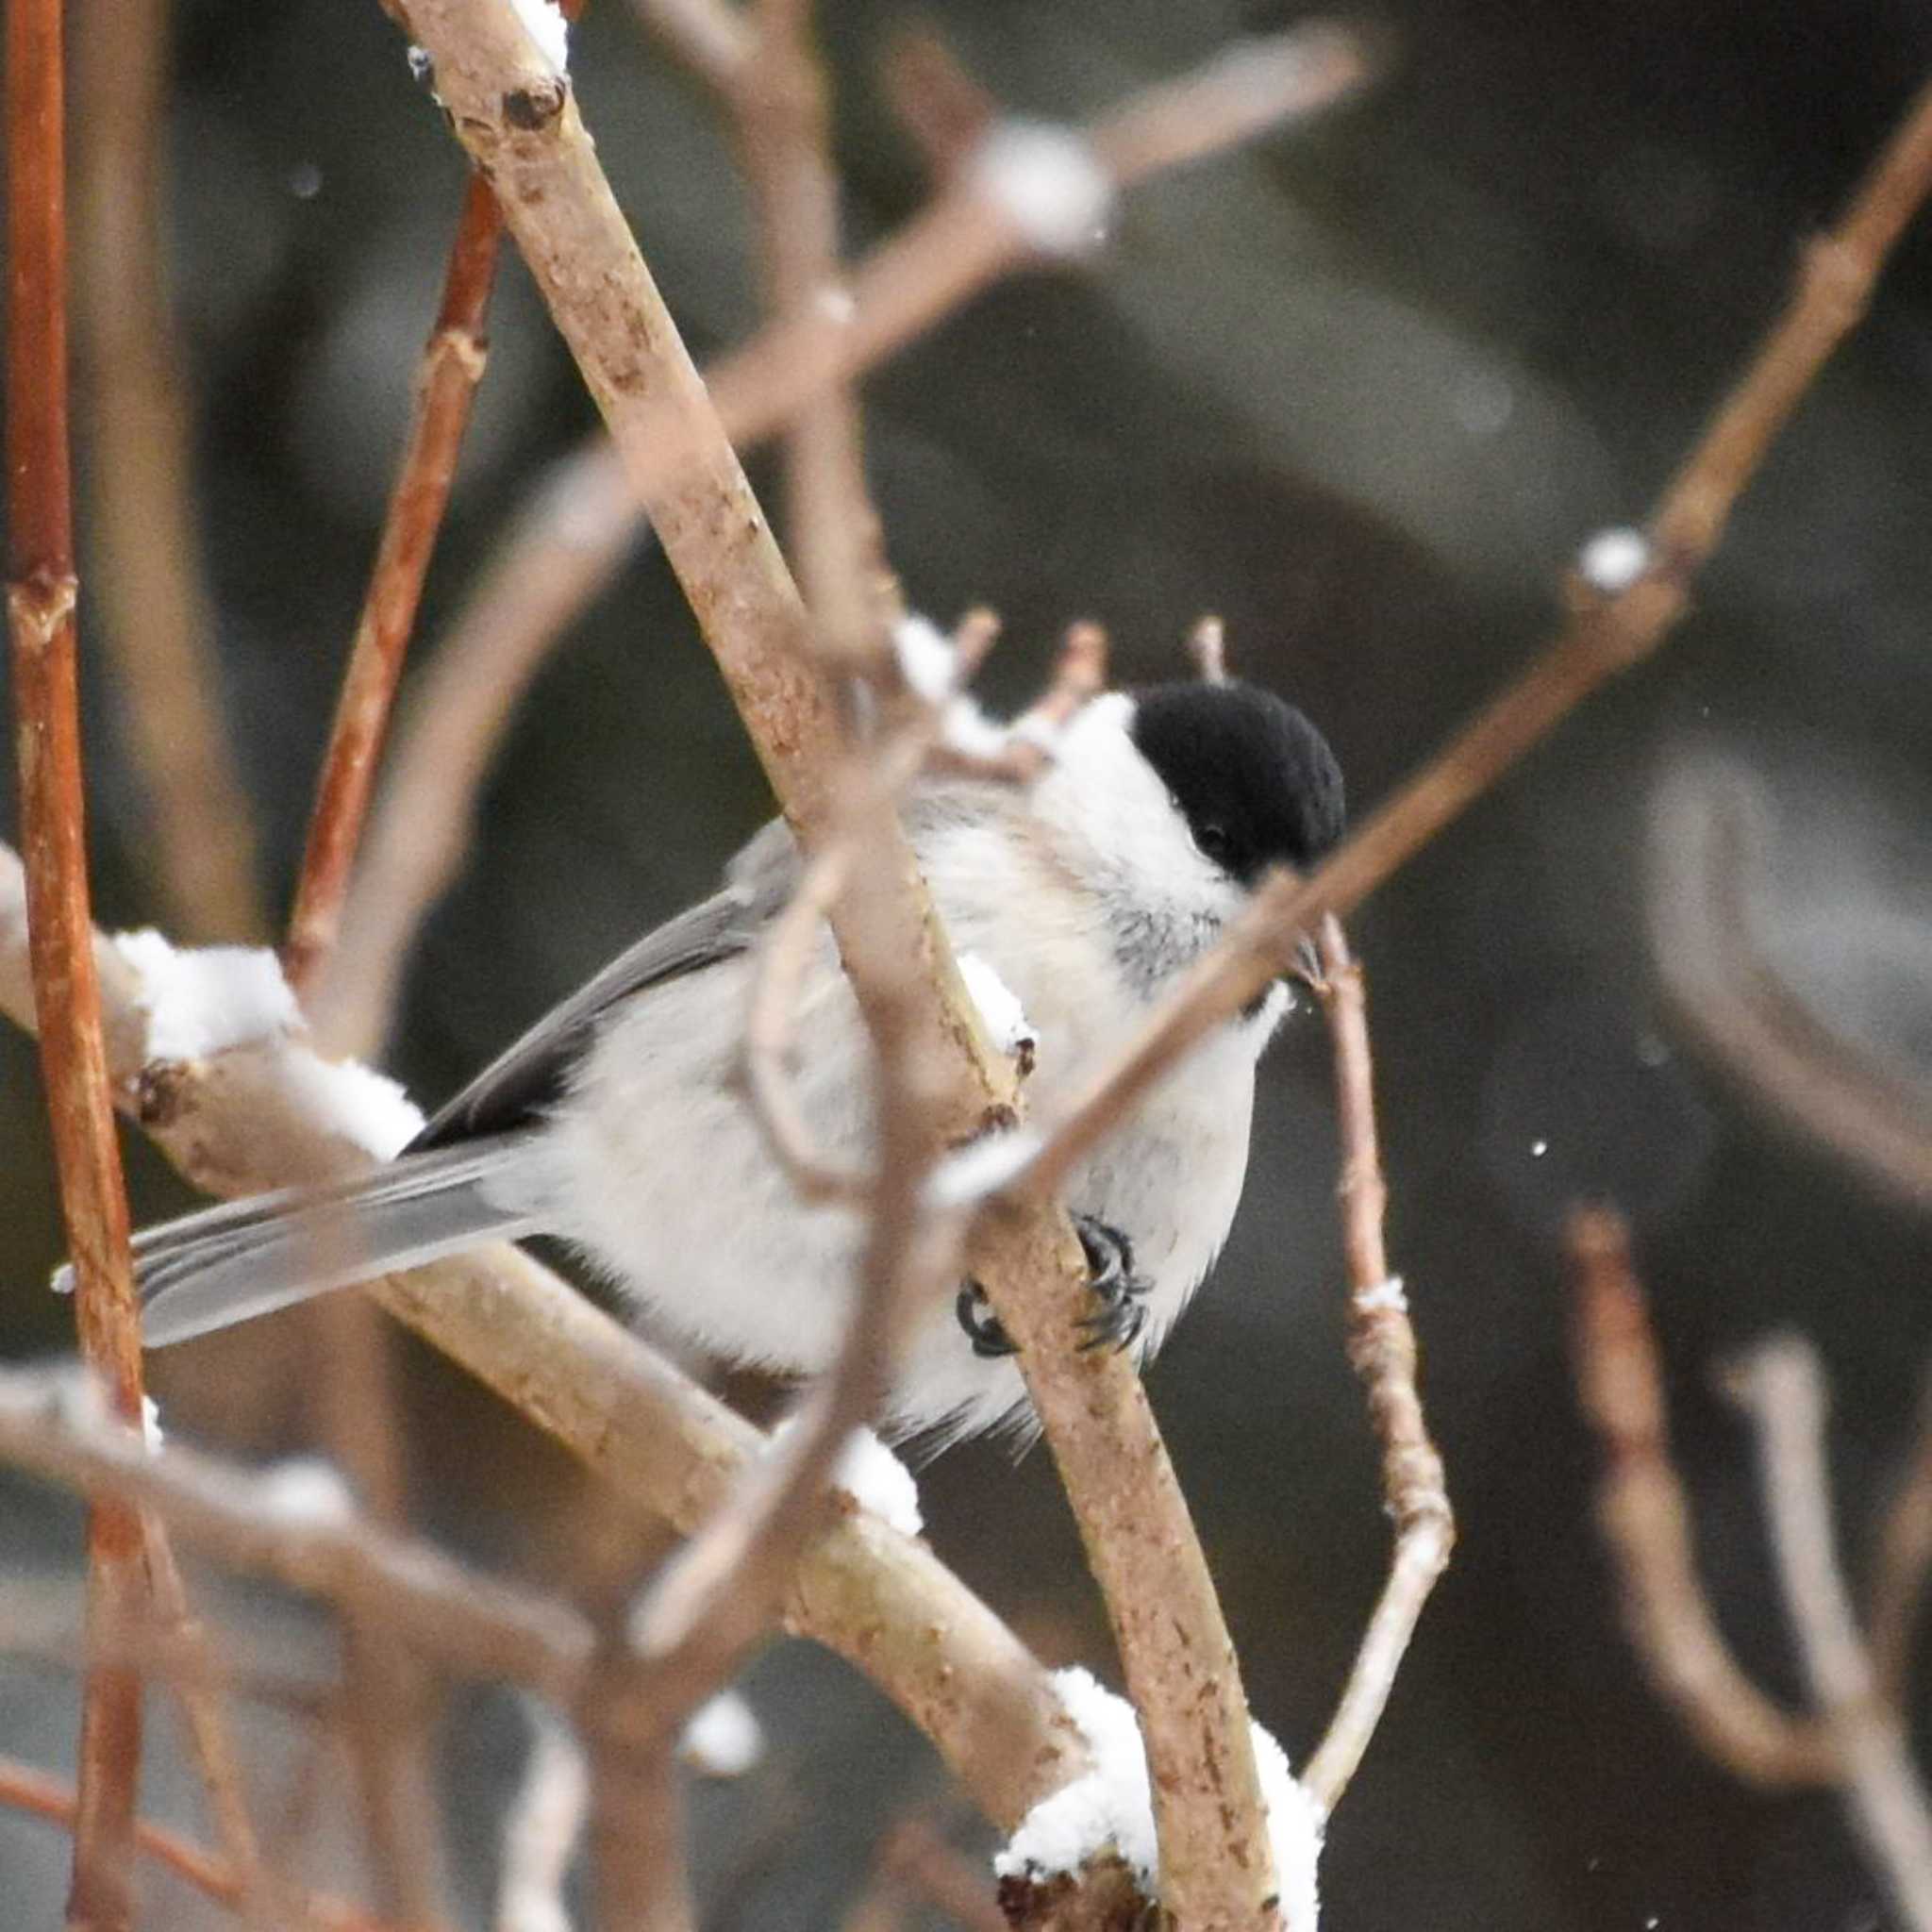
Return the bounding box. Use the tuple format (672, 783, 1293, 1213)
(112, 673, 1343, 1448)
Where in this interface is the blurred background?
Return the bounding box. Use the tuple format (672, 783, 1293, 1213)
(4, 0, 1932, 1925)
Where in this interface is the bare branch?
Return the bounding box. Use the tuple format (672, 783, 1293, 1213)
(8, 0, 150, 1915)
(0, 841, 1090, 1836)
(309, 446, 639, 1058)
(322, 21, 1369, 1057)
(286, 171, 506, 1001)
(1872, 1364, 1932, 1706)
(0, 1368, 595, 1698)
(1567, 1206, 1835, 1785)
(1301, 917, 1453, 1815)
(1647, 755, 1932, 1210)
(73, 0, 266, 942)
(958, 65, 1932, 1232)
(0, 1752, 411, 1932)
(1728, 1339, 1932, 1930)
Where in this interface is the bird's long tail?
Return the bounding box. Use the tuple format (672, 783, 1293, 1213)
(56, 1133, 547, 1347)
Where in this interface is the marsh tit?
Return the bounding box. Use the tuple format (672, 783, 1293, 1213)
(121, 679, 1343, 1447)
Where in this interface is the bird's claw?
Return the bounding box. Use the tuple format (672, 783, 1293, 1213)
(956, 1281, 1017, 1358)
(1074, 1214, 1152, 1354)
(953, 1215, 1152, 1360)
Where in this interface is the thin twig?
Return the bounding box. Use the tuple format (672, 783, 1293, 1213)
(0, 1368, 594, 1699)
(1647, 755, 1932, 1210)
(73, 0, 266, 941)
(1566, 1206, 1835, 1785)
(0, 1754, 411, 1932)
(1871, 1364, 1932, 1706)
(319, 21, 1368, 1058)
(310, 448, 641, 1058)
(285, 170, 506, 999)
(7, 0, 150, 1920)
(956, 65, 1932, 1229)
(1728, 1338, 1932, 1929)
(1301, 916, 1453, 1816)
(0, 845, 1091, 1838)
(729, 0, 897, 664)
(140, 1522, 280, 1922)
(839, 1815, 1007, 1932)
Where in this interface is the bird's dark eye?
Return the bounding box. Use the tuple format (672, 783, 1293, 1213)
(1195, 822, 1234, 867)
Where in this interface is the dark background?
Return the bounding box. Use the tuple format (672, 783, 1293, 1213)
(4, 1, 1932, 1925)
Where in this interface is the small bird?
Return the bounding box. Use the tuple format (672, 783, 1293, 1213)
(126, 678, 1343, 1448)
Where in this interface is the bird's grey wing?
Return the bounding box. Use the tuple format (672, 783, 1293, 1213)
(409, 818, 802, 1150)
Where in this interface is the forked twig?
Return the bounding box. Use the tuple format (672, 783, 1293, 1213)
(1728, 1339, 1932, 1930)
(1566, 1206, 1835, 1785)
(1301, 916, 1453, 1815)
(0, 1754, 411, 1932)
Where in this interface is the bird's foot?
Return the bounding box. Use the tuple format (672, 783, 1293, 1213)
(1073, 1214, 1152, 1353)
(956, 1281, 1017, 1358)
(953, 1215, 1152, 1359)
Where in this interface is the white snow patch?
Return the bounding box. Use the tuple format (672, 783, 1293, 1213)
(279, 1052, 425, 1160)
(498, 1697, 589, 1932)
(969, 122, 1114, 258)
(772, 1417, 924, 1538)
(892, 614, 958, 704)
(141, 1394, 165, 1453)
(996, 1668, 1323, 1927)
(1576, 525, 1652, 594)
(924, 1125, 1042, 1210)
(1008, 711, 1066, 758)
(939, 694, 1014, 760)
(958, 953, 1037, 1064)
(114, 929, 300, 1061)
(1354, 1275, 1407, 1314)
(681, 1690, 765, 1778)
(834, 1425, 924, 1537)
(258, 1457, 357, 1528)
(508, 0, 570, 72)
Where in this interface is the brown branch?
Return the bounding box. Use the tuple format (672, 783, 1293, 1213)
(0, 841, 1090, 1838)
(7, 0, 151, 1921)
(963, 63, 1932, 1235)
(1871, 1364, 1932, 1706)
(318, 21, 1368, 1058)
(72, 0, 266, 942)
(726, 0, 896, 664)
(1727, 1339, 1932, 1930)
(1646, 755, 1932, 1210)
(140, 1522, 278, 1922)
(1300, 917, 1453, 1816)
(841, 1815, 1007, 1932)
(285, 171, 506, 1000)
(0, 1754, 410, 1932)
(0, 1368, 595, 1698)
(1566, 1206, 1835, 1785)
(308, 446, 639, 1058)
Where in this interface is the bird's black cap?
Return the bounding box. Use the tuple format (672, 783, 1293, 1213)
(1129, 679, 1345, 884)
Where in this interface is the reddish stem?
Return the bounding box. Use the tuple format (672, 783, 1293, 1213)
(7, 0, 149, 1924)
(284, 170, 507, 996)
